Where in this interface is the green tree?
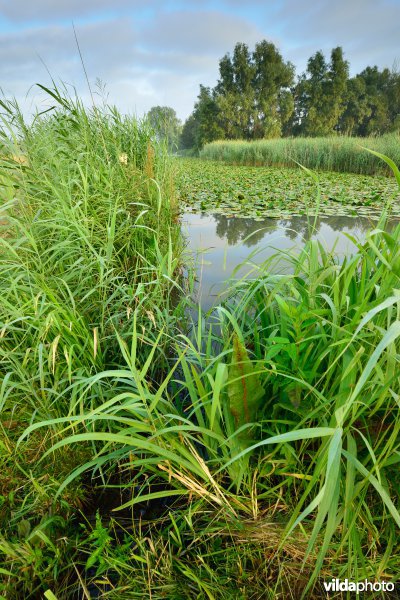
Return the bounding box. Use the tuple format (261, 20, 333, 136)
(339, 66, 400, 136)
(180, 85, 225, 150)
(147, 106, 182, 150)
(293, 51, 327, 135)
(339, 75, 369, 135)
(295, 47, 349, 135)
(252, 40, 295, 137)
(180, 113, 198, 150)
(195, 86, 225, 148)
(181, 41, 399, 145)
(355, 67, 391, 135)
(216, 43, 256, 138)
(182, 40, 295, 148)
(216, 41, 294, 139)
(329, 47, 350, 128)
(388, 66, 400, 131)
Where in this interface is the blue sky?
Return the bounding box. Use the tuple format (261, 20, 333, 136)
(0, 0, 399, 121)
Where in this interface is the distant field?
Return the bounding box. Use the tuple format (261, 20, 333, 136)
(176, 158, 400, 219)
(200, 134, 400, 176)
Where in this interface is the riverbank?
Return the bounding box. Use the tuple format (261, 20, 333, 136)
(1, 92, 400, 598)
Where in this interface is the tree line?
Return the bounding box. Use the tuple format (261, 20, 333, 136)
(146, 42, 400, 151)
(174, 41, 399, 150)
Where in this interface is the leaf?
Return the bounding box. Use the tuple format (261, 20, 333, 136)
(342, 450, 400, 527)
(219, 427, 337, 475)
(44, 592, 59, 600)
(227, 334, 264, 438)
(337, 321, 400, 424)
(361, 147, 400, 188)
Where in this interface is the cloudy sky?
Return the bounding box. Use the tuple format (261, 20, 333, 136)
(0, 0, 399, 121)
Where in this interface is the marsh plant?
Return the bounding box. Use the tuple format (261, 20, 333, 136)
(201, 133, 400, 175)
(1, 86, 400, 598)
(0, 84, 186, 597)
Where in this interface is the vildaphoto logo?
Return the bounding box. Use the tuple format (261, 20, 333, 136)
(323, 579, 395, 594)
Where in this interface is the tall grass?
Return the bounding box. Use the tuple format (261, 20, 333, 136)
(200, 133, 400, 175)
(22, 181, 400, 596)
(0, 84, 183, 400)
(2, 86, 400, 598)
(0, 85, 187, 597)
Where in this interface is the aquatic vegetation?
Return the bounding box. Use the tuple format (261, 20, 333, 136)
(25, 212, 400, 596)
(0, 85, 186, 598)
(1, 88, 399, 598)
(176, 157, 400, 219)
(200, 134, 400, 176)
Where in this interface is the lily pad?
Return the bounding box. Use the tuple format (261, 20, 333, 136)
(175, 158, 400, 220)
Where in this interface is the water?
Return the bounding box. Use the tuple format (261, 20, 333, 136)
(182, 212, 383, 312)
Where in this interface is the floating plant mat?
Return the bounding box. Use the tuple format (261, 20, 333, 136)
(175, 158, 400, 219)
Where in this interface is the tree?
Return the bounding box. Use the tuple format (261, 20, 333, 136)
(194, 86, 225, 148)
(216, 41, 295, 140)
(181, 40, 295, 148)
(180, 86, 225, 151)
(339, 75, 371, 135)
(181, 40, 399, 144)
(147, 106, 182, 150)
(339, 65, 400, 136)
(355, 67, 391, 135)
(252, 40, 295, 137)
(387, 65, 400, 131)
(180, 113, 198, 150)
(295, 47, 349, 135)
(216, 43, 256, 139)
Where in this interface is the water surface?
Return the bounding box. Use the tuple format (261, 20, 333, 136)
(182, 212, 382, 312)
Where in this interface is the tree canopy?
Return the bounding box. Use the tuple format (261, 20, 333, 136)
(181, 41, 400, 149)
(147, 106, 182, 150)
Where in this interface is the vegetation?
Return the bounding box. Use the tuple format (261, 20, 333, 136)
(0, 85, 186, 598)
(181, 42, 400, 150)
(176, 157, 400, 218)
(199, 134, 400, 176)
(181, 41, 295, 150)
(1, 85, 400, 599)
(294, 47, 349, 136)
(147, 105, 182, 151)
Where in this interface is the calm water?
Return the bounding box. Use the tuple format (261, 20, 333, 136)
(182, 212, 383, 312)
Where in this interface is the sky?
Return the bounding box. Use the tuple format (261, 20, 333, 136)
(0, 0, 399, 122)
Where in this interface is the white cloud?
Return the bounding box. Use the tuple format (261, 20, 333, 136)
(0, 1, 398, 121)
(140, 10, 264, 54)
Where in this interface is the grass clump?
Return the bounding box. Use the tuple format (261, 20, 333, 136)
(1, 86, 400, 598)
(30, 211, 400, 597)
(0, 85, 185, 597)
(200, 134, 400, 175)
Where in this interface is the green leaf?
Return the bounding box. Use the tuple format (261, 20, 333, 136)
(342, 450, 400, 527)
(361, 147, 400, 188)
(227, 334, 264, 437)
(337, 321, 400, 424)
(44, 592, 59, 600)
(219, 427, 337, 474)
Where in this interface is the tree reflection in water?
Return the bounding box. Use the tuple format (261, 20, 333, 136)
(184, 212, 398, 314)
(212, 213, 377, 246)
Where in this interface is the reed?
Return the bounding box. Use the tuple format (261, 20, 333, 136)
(200, 133, 400, 175)
(27, 188, 400, 596)
(0, 85, 187, 597)
(2, 86, 400, 597)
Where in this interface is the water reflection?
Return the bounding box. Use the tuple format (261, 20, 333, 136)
(182, 212, 390, 313)
(212, 214, 376, 246)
